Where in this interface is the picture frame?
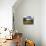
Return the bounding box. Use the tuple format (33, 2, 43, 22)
(23, 16, 34, 25)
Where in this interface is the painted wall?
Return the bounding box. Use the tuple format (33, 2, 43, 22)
(0, 0, 16, 29)
(13, 0, 46, 46)
(41, 0, 46, 46)
(13, 0, 41, 46)
(0, 0, 16, 39)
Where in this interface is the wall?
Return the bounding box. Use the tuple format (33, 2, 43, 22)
(0, 0, 16, 30)
(41, 0, 46, 46)
(13, 0, 41, 46)
(0, 0, 16, 39)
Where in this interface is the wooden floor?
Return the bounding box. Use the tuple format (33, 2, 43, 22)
(0, 33, 23, 46)
(0, 39, 16, 46)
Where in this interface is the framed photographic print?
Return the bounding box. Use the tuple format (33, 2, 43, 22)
(23, 16, 34, 25)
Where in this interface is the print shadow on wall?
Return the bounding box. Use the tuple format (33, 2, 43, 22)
(23, 16, 34, 25)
